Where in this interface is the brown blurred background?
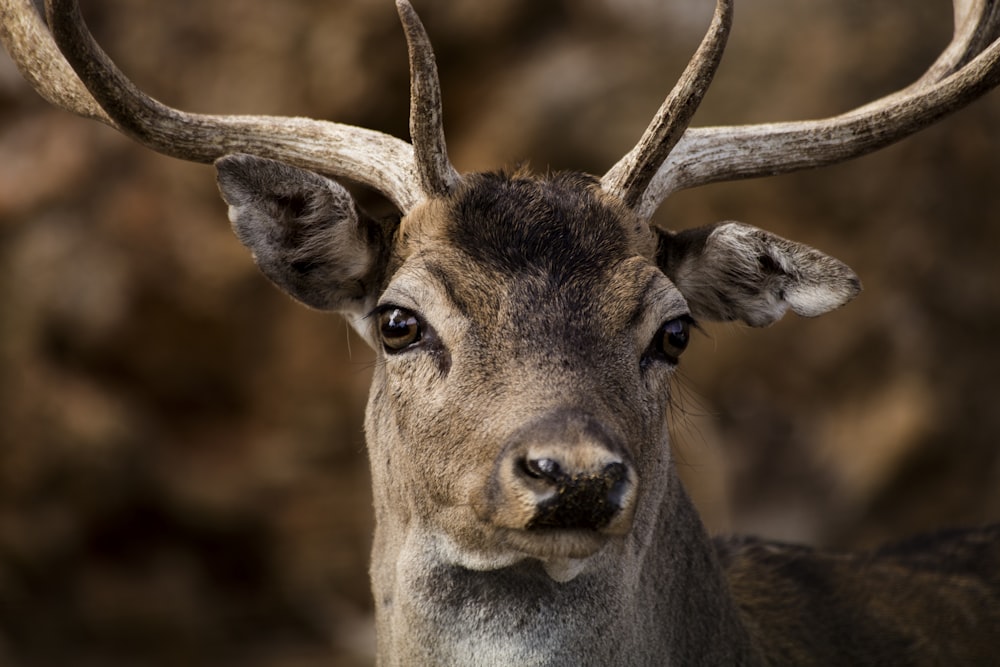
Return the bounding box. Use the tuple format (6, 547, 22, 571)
(1, 0, 999, 665)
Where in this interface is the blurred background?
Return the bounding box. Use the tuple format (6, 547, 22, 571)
(1, 0, 999, 664)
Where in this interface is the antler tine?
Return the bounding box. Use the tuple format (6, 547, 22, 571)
(396, 0, 460, 196)
(0, 0, 116, 126)
(601, 0, 733, 210)
(924, 0, 1000, 81)
(4, 0, 429, 211)
(633, 0, 1000, 220)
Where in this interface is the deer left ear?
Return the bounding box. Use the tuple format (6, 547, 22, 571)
(655, 222, 861, 327)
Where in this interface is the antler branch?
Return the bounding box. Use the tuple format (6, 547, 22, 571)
(0, 0, 114, 125)
(396, 0, 459, 197)
(0, 0, 461, 212)
(628, 0, 1000, 219)
(601, 0, 732, 210)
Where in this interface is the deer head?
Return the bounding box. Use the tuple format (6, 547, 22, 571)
(4, 0, 999, 662)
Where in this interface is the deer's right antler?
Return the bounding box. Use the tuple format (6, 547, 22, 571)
(0, 0, 459, 212)
(608, 0, 1000, 219)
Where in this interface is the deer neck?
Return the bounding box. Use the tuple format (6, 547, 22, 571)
(368, 466, 757, 666)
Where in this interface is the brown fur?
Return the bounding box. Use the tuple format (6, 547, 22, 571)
(719, 526, 1000, 665)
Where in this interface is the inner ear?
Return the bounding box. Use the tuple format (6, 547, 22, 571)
(655, 222, 862, 327)
(216, 154, 394, 314)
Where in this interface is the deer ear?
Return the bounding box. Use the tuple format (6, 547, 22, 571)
(216, 154, 390, 313)
(655, 222, 861, 327)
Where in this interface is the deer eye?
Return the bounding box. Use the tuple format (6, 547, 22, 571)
(647, 316, 693, 366)
(378, 307, 422, 352)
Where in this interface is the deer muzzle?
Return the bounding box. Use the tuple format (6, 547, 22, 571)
(485, 409, 637, 549)
(522, 454, 630, 530)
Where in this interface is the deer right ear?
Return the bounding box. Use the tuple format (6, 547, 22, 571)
(216, 154, 391, 314)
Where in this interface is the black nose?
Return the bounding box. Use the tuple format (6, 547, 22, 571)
(523, 456, 630, 531)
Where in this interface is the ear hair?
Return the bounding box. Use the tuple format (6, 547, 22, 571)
(216, 154, 392, 313)
(656, 222, 861, 327)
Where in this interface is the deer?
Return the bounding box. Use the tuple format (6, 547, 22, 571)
(3, 0, 1000, 663)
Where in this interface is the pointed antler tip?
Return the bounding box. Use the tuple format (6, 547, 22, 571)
(394, 0, 458, 197)
(603, 0, 733, 211)
(395, 0, 414, 18)
(395, 0, 424, 42)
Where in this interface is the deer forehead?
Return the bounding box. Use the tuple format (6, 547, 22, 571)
(388, 171, 671, 340)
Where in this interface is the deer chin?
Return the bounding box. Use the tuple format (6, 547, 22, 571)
(504, 529, 611, 583)
(541, 557, 589, 583)
(503, 527, 619, 582)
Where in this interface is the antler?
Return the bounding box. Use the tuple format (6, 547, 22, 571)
(0, 0, 114, 125)
(612, 0, 1000, 220)
(396, 0, 460, 197)
(0, 0, 457, 212)
(601, 0, 732, 210)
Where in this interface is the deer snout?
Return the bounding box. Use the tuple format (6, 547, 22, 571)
(487, 411, 636, 536)
(520, 452, 630, 531)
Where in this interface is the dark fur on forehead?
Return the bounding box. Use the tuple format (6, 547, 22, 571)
(445, 171, 638, 282)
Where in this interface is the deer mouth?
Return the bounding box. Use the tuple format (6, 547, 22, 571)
(500, 524, 614, 560)
(433, 519, 611, 583)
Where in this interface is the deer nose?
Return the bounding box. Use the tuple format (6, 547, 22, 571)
(520, 453, 631, 531)
(485, 409, 637, 535)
